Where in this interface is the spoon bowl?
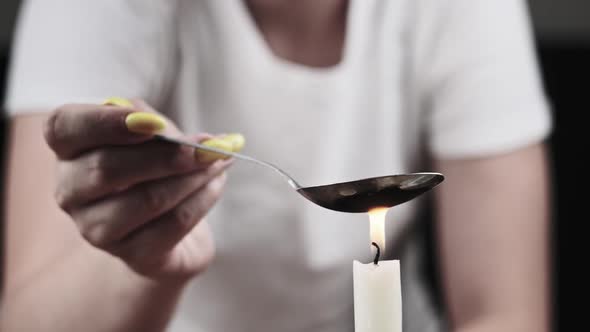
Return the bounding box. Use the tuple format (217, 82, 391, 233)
(297, 173, 444, 213)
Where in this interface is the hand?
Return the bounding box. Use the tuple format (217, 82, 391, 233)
(44, 99, 232, 281)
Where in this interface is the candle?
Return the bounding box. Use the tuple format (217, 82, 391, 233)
(353, 208, 402, 332)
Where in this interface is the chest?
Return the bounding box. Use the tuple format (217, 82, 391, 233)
(172, 0, 423, 268)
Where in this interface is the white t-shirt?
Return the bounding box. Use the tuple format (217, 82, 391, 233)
(6, 1, 551, 331)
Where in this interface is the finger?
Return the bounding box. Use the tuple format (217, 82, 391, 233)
(128, 99, 190, 138)
(194, 133, 246, 163)
(44, 103, 168, 159)
(196, 137, 234, 163)
(105, 97, 184, 137)
(71, 160, 232, 248)
(56, 138, 225, 209)
(111, 172, 227, 264)
(107, 98, 242, 164)
(222, 133, 246, 152)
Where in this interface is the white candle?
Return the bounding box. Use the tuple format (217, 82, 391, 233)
(353, 208, 402, 332)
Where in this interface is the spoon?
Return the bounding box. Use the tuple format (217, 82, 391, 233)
(157, 135, 444, 213)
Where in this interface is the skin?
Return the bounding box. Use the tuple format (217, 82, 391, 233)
(2, 100, 231, 331)
(1, 0, 550, 331)
(245, 0, 348, 67)
(436, 145, 550, 332)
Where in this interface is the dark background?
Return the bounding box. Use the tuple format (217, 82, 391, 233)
(1, 1, 587, 331)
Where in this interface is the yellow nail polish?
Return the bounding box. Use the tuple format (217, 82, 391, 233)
(125, 112, 166, 134)
(196, 138, 233, 163)
(103, 97, 134, 108)
(222, 133, 246, 152)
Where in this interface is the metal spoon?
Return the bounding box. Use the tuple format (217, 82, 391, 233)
(157, 135, 444, 213)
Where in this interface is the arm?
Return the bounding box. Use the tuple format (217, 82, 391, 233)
(435, 143, 551, 332)
(1, 115, 182, 331)
(2, 3, 203, 330)
(1, 102, 235, 331)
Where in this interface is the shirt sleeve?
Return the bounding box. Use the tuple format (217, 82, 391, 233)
(416, 0, 552, 159)
(4, 0, 178, 114)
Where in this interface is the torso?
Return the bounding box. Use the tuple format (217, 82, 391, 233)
(167, 1, 436, 331)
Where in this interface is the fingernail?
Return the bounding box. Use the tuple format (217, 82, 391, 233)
(195, 138, 233, 163)
(125, 112, 166, 134)
(221, 133, 245, 152)
(103, 97, 134, 108)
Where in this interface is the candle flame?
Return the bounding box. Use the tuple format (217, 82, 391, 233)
(368, 207, 389, 256)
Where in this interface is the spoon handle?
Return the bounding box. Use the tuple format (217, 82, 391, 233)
(154, 135, 302, 190)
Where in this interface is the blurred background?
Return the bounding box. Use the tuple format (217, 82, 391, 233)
(0, 1, 586, 331)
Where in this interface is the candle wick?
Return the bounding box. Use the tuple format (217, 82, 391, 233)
(371, 242, 380, 265)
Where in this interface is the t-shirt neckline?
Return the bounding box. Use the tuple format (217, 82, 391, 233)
(230, 0, 358, 77)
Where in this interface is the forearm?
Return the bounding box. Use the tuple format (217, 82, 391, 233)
(2, 115, 185, 331)
(1, 243, 185, 332)
(436, 144, 551, 332)
(454, 312, 549, 332)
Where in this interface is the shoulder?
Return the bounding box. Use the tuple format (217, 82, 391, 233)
(6, 0, 180, 114)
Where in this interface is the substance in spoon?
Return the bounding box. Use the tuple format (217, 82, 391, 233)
(297, 173, 444, 213)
